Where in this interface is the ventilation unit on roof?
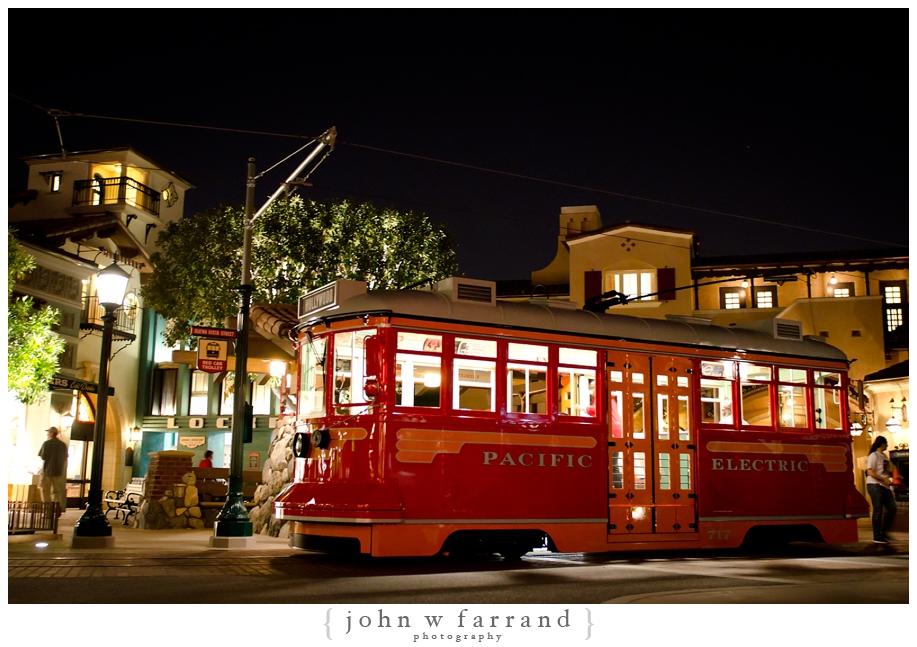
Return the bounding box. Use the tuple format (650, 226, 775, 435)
(737, 318, 804, 341)
(434, 277, 496, 305)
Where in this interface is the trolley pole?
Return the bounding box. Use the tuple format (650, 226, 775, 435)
(211, 129, 336, 548)
(211, 158, 257, 546)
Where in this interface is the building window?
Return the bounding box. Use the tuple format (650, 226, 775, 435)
(720, 287, 745, 309)
(831, 282, 854, 298)
(189, 371, 210, 415)
(252, 381, 273, 415)
(152, 368, 178, 416)
(754, 286, 777, 309)
(41, 171, 63, 193)
(880, 280, 908, 333)
(220, 379, 234, 415)
(604, 270, 655, 301)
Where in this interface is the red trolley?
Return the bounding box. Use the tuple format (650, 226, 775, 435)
(274, 278, 869, 557)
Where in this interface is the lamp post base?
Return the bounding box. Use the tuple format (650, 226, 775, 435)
(209, 535, 258, 549)
(73, 504, 113, 537)
(71, 535, 116, 549)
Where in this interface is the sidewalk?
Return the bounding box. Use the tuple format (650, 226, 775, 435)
(7, 508, 296, 554)
(8, 509, 908, 557)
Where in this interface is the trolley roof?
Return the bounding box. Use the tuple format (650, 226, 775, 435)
(305, 289, 848, 363)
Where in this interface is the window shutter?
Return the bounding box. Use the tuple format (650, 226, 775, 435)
(584, 270, 602, 302)
(657, 267, 676, 301)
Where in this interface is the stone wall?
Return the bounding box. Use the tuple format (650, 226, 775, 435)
(247, 415, 295, 538)
(131, 432, 298, 533)
(134, 471, 210, 530)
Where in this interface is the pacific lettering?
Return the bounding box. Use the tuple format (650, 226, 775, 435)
(483, 451, 592, 468)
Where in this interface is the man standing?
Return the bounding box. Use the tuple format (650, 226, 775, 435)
(39, 426, 68, 515)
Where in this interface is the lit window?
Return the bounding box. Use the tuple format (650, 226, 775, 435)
(396, 331, 442, 409)
(604, 270, 655, 301)
(220, 379, 234, 415)
(252, 381, 272, 415)
(831, 282, 854, 298)
(454, 359, 495, 411)
(884, 286, 902, 304)
(299, 336, 326, 416)
(508, 342, 548, 415)
(332, 330, 375, 413)
(754, 287, 777, 309)
(41, 171, 62, 193)
(886, 308, 903, 331)
(189, 371, 210, 415)
(700, 360, 735, 424)
(558, 347, 596, 417)
(720, 287, 745, 309)
(396, 356, 442, 408)
(739, 363, 772, 426)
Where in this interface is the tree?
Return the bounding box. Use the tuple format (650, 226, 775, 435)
(7, 228, 65, 405)
(142, 197, 459, 347)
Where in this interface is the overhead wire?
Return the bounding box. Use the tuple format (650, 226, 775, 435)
(8, 95, 906, 251)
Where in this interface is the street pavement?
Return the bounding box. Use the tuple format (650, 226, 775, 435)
(7, 509, 909, 604)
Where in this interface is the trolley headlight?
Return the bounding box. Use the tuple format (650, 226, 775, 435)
(292, 432, 311, 458)
(311, 428, 332, 450)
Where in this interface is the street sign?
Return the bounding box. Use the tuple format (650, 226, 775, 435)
(198, 339, 229, 373)
(49, 374, 114, 396)
(190, 326, 237, 339)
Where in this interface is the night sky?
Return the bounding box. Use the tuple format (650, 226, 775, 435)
(7, 10, 909, 282)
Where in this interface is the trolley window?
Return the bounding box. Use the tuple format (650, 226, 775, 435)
(299, 335, 326, 417)
(739, 363, 773, 427)
(454, 337, 496, 412)
(396, 332, 442, 409)
(333, 330, 375, 414)
(508, 343, 548, 415)
(777, 367, 809, 429)
(700, 360, 736, 425)
(814, 371, 843, 431)
(558, 347, 597, 417)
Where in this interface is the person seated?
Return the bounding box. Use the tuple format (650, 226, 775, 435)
(198, 450, 214, 468)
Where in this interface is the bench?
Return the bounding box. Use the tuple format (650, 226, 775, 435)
(103, 478, 144, 525)
(192, 468, 263, 502)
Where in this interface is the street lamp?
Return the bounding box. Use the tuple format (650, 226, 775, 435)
(72, 261, 130, 548)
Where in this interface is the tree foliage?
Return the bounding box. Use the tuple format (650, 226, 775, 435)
(7, 228, 65, 405)
(142, 197, 459, 346)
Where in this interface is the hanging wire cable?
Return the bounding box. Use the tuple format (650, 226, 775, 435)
(9, 96, 905, 250)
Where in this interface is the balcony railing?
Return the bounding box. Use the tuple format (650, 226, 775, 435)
(72, 177, 161, 216)
(80, 296, 138, 341)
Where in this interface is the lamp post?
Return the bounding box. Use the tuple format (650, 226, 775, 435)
(72, 261, 130, 548)
(212, 128, 336, 548)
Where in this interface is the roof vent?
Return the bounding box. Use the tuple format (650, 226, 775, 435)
(737, 318, 803, 341)
(435, 277, 496, 305)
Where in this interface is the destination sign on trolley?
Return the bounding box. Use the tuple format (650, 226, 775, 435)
(298, 279, 367, 320)
(190, 326, 237, 339)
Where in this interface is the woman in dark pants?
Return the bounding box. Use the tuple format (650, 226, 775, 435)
(865, 435, 896, 543)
